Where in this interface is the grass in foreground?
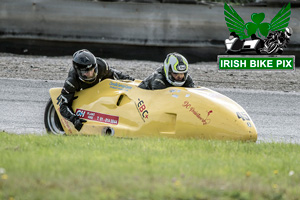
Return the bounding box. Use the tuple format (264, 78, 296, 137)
(0, 133, 300, 200)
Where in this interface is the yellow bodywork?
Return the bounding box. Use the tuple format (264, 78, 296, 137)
(49, 79, 257, 142)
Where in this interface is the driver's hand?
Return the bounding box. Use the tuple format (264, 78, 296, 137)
(72, 117, 87, 131)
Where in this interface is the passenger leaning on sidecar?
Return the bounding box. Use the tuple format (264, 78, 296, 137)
(60, 49, 135, 131)
(138, 52, 195, 90)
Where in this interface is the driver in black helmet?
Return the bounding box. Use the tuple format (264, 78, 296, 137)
(60, 49, 135, 131)
(138, 53, 195, 90)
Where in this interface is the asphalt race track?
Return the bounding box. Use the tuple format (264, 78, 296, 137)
(1, 78, 299, 143)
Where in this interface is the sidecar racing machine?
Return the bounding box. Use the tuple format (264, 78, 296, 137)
(44, 79, 257, 142)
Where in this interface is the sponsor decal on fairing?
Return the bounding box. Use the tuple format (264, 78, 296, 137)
(75, 109, 119, 125)
(109, 81, 132, 91)
(182, 101, 213, 125)
(135, 98, 149, 122)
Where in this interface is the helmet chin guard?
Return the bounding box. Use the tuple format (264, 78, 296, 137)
(163, 53, 189, 87)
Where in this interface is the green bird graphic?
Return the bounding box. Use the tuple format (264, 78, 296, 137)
(224, 3, 291, 40)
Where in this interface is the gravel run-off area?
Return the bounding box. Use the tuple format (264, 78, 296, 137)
(0, 53, 299, 93)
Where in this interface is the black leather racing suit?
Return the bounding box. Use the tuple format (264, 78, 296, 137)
(60, 57, 134, 123)
(138, 66, 195, 90)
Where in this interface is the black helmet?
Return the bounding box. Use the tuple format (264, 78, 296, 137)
(72, 49, 98, 83)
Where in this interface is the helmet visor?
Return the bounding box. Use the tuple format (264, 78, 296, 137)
(76, 63, 98, 81)
(76, 63, 97, 71)
(174, 64, 187, 72)
(168, 66, 187, 86)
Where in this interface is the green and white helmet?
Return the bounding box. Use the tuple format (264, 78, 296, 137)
(163, 53, 189, 86)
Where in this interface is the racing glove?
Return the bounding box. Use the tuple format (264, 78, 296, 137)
(71, 116, 87, 131)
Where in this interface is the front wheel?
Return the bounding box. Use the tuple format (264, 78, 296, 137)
(44, 98, 65, 135)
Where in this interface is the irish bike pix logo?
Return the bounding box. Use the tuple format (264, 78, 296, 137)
(218, 3, 295, 70)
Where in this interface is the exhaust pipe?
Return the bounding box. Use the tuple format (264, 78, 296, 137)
(102, 127, 115, 136)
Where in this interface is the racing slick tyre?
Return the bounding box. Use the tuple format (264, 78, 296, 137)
(44, 98, 65, 135)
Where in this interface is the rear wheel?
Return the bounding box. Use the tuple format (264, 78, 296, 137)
(44, 98, 65, 135)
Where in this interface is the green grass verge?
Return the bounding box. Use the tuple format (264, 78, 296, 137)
(1, 132, 300, 200)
